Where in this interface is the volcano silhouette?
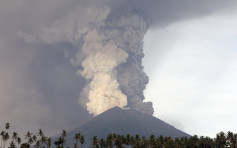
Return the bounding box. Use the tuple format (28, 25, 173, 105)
(58, 107, 190, 147)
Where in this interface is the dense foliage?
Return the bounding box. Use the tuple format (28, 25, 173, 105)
(1, 123, 237, 148)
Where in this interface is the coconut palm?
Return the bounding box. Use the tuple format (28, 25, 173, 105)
(54, 137, 64, 148)
(215, 131, 227, 148)
(10, 132, 18, 148)
(46, 137, 51, 148)
(25, 132, 32, 141)
(174, 137, 182, 148)
(37, 129, 44, 138)
(163, 137, 174, 148)
(0, 123, 10, 148)
(99, 138, 106, 148)
(1, 130, 5, 148)
(74, 133, 84, 148)
(133, 134, 140, 147)
(148, 135, 155, 147)
(25, 132, 33, 147)
(125, 134, 131, 146)
(158, 135, 165, 147)
(5, 123, 10, 130)
(2, 132, 10, 148)
(20, 143, 30, 148)
(106, 134, 113, 148)
(12, 132, 18, 141)
(32, 134, 37, 145)
(227, 131, 237, 148)
(9, 141, 16, 148)
(92, 136, 99, 148)
(140, 136, 147, 147)
(61, 130, 66, 147)
(114, 134, 123, 148)
(17, 137, 22, 148)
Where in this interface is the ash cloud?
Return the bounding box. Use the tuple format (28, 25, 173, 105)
(0, 0, 236, 134)
(27, 3, 153, 115)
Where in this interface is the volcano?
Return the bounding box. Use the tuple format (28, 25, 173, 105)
(57, 107, 190, 147)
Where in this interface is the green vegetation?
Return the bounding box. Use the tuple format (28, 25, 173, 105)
(1, 123, 237, 148)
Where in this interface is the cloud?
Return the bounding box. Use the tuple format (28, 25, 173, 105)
(0, 0, 236, 135)
(143, 13, 237, 136)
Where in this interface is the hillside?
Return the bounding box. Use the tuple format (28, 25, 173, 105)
(55, 107, 190, 147)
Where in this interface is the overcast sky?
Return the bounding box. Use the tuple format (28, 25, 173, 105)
(144, 10, 237, 137)
(1, 0, 237, 138)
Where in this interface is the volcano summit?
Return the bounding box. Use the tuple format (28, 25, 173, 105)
(60, 107, 190, 147)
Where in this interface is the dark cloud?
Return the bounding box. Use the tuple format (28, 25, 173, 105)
(0, 0, 236, 135)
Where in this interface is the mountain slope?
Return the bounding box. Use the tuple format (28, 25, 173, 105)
(58, 107, 190, 147)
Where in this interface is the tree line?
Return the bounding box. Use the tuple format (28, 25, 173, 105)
(1, 123, 237, 148)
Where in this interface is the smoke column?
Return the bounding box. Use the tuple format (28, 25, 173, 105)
(20, 0, 237, 116)
(22, 0, 237, 116)
(31, 4, 154, 116)
(75, 7, 154, 115)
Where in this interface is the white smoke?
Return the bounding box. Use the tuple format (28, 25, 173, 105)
(79, 29, 128, 115)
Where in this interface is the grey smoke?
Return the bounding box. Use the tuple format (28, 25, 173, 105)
(27, 5, 154, 115)
(0, 0, 236, 134)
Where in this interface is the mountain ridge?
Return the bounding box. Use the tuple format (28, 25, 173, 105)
(54, 106, 190, 147)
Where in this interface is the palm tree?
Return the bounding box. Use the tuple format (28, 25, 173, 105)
(27, 137, 34, 148)
(20, 143, 30, 148)
(35, 140, 40, 148)
(5, 123, 10, 130)
(37, 129, 44, 138)
(125, 134, 131, 147)
(32, 134, 37, 146)
(227, 131, 237, 148)
(114, 135, 123, 148)
(46, 137, 51, 148)
(174, 137, 182, 148)
(25, 132, 33, 147)
(25, 132, 32, 141)
(17, 137, 22, 148)
(164, 137, 174, 148)
(215, 132, 226, 148)
(134, 134, 140, 147)
(1, 130, 5, 148)
(54, 130, 67, 148)
(2, 132, 10, 148)
(140, 136, 147, 147)
(92, 136, 99, 148)
(12, 132, 18, 141)
(9, 141, 16, 148)
(106, 134, 113, 148)
(216, 131, 227, 148)
(10, 132, 18, 148)
(40, 135, 47, 147)
(158, 135, 165, 147)
(187, 135, 199, 147)
(54, 137, 64, 148)
(205, 136, 215, 148)
(74, 133, 84, 148)
(61, 130, 66, 147)
(99, 138, 106, 148)
(0, 123, 10, 148)
(148, 135, 155, 147)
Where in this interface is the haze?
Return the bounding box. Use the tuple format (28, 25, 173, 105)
(0, 0, 236, 138)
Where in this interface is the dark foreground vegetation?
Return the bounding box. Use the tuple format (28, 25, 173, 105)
(1, 123, 237, 148)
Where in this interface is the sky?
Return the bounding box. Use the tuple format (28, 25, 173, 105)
(143, 11, 237, 137)
(0, 0, 237, 138)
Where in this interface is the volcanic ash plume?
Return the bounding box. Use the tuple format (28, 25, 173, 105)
(24, 5, 154, 116)
(79, 29, 128, 115)
(78, 11, 154, 115)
